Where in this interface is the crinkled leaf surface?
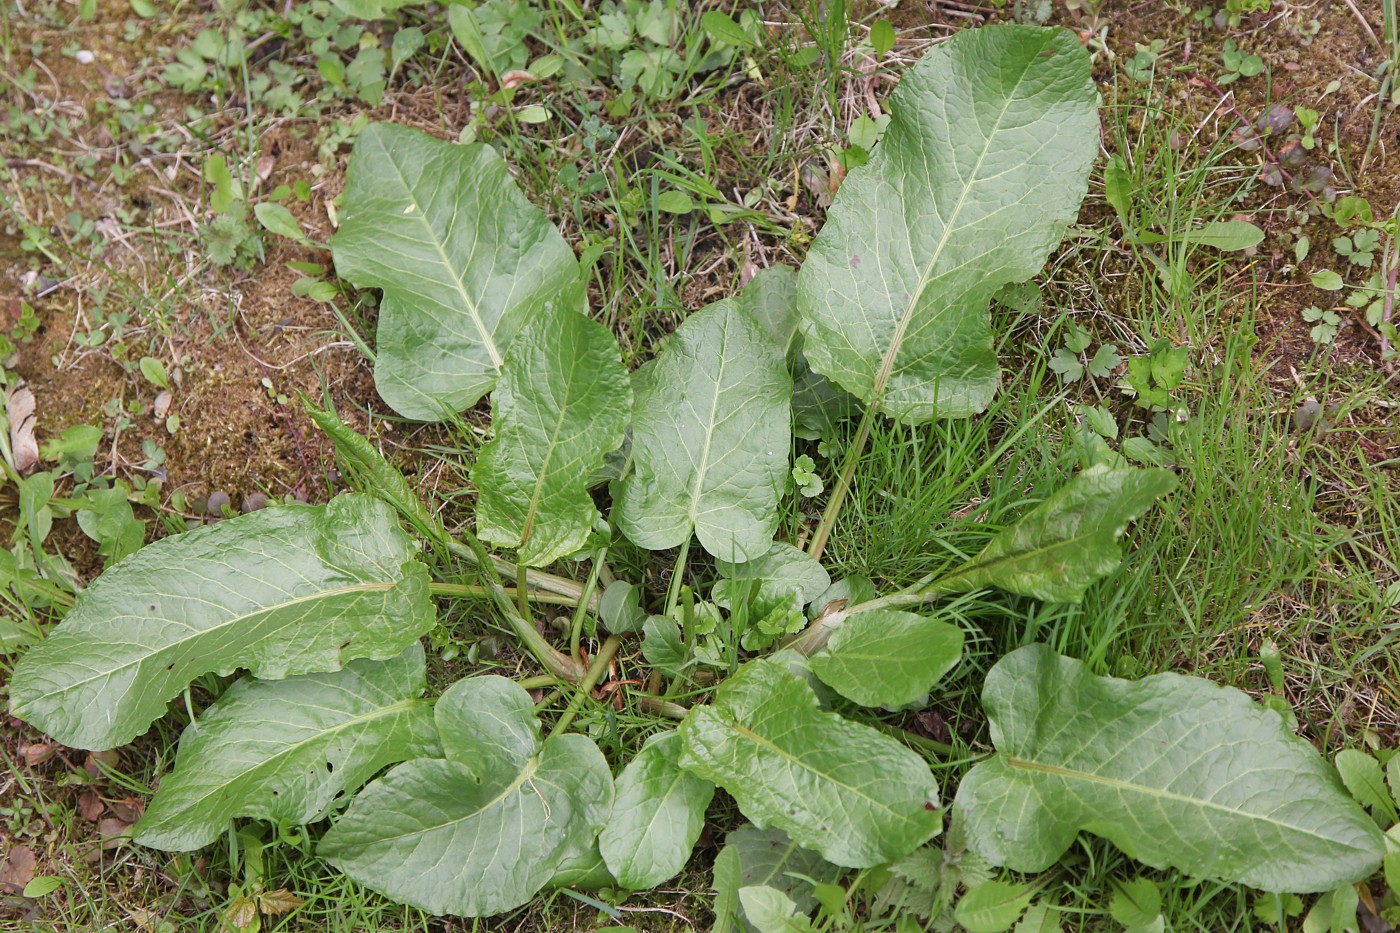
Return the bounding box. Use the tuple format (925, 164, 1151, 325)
(811, 609, 963, 708)
(714, 543, 831, 611)
(955, 644, 1384, 892)
(614, 298, 791, 561)
(797, 26, 1098, 422)
(725, 824, 842, 918)
(935, 464, 1176, 602)
(332, 123, 582, 420)
(473, 305, 631, 566)
(135, 645, 440, 851)
(600, 731, 715, 889)
(715, 544, 832, 651)
(678, 659, 941, 867)
(10, 495, 434, 751)
(319, 675, 613, 916)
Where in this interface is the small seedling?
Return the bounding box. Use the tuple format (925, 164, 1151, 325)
(1303, 305, 1341, 344)
(1125, 338, 1188, 410)
(1333, 229, 1379, 267)
(1217, 40, 1263, 85)
(1124, 39, 1164, 82)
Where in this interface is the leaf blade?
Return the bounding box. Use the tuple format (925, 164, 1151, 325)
(678, 659, 941, 867)
(955, 644, 1384, 892)
(473, 306, 632, 566)
(319, 676, 613, 916)
(937, 464, 1176, 602)
(599, 731, 715, 889)
(797, 26, 1098, 422)
(10, 495, 435, 750)
(332, 124, 582, 420)
(615, 299, 791, 561)
(134, 645, 440, 851)
(811, 609, 963, 708)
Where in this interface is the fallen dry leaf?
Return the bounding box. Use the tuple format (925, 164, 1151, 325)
(97, 817, 132, 850)
(111, 797, 145, 823)
(6, 383, 38, 473)
(84, 749, 120, 778)
(257, 888, 304, 915)
(21, 741, 57, 767)
(222, 894, 259, 931)
(0, 844, 37, 893)
(78, 790, 105, 821)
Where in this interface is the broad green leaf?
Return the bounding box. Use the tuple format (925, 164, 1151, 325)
(10, 495, 434, 750)
(319, 675, 613, 916)
(600, 731, 715, 889)
(598, 580, 648, 634)
(725, 824, 842, 917)
(614, 298, 791, 562)
(679, 659, 941, 867)
(1137, 219, 1264, 251)
(797, 26, 1097, 422)
(956, 644, 1385, 892)
(934, 464, 1176, 603)
(954, 881, 1037, 933)
(253, 202, 307, 243)
(715, 543, 831, 610)
(332, 124, 582, 420)
(733, 266, 855, 440)
(1302, 883, 1359, 933)
(135, 645, 439, 851)
(738, 266, 801, 365)
(810, 609, 963, 708)
(714, 543, 831, 649)
(739, 886, 807, 933)
(547, 842, 615, 890)
(22, 876, 65, 898)
(1014, 904, 1059, 933)
(701, 10, 757, 48)
(1334, 750, 1397, 822)
(472, 305, 631, 566)
(642, 614, 686, 676)
(712, 844, 743, 933)
(1110, 878, 1161, 927)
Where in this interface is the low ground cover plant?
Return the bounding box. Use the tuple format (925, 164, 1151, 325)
(7, 23, 1389, 930)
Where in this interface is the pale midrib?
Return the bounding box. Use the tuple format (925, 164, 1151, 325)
(1005, 757, 1354, 844)
(937, 529, 1102, 590)
(380, 140, 503, 370)
(614, 770, 689, 874)
(686, 318, 729, 532)
(151, 698, 425, 825)
(869, 51, 1042, 404)
(340, 753, 544, 848)
(520, 345, 582, 545)
(730, 723, 917, 826)
(32, 581, 399, 703)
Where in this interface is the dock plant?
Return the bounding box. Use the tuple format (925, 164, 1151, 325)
(8, 24, 1384, 926)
